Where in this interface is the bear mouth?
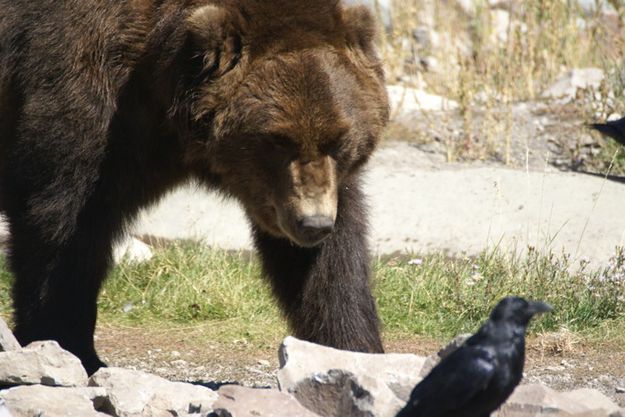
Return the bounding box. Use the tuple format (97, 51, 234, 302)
(284, 228, 332, 248)
(251, 201, 335, 248)
(275, 213, 334, 248)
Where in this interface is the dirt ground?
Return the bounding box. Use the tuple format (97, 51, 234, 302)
(95, 323, 625, 407)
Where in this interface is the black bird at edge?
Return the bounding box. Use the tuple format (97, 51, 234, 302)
(590, 116, 625, 146)
(396, 297, 552, 417)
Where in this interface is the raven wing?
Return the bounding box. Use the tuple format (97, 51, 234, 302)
(398, 345, 497, 417)
(591, 118, 625, 146)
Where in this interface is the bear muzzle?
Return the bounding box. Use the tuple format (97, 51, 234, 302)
(275, 156, 339, 247)
(276, 200, 337, 247)
(294, 214, 335, 245)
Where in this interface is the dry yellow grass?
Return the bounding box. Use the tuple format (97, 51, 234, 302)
(377, 0, 625, 163)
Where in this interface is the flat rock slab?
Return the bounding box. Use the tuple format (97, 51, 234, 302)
(211, 385, 322, 417)
(0, 385, 108, 417)
(278, 337, 427, 417)
(0, 340, 87, 387)
(0, 318, 19, 352)
(496, 384, 624, 416)
(90, 367, 217, 417)
(365, 143, 625, 266)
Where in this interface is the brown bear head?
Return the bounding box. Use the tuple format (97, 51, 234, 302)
(173, 0, 389, 247)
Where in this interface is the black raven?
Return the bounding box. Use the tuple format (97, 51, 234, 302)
(396, 297, 552, 417)
(591, 116, 625, 146)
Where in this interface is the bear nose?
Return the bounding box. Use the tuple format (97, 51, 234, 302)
(296, 215, 335, 243)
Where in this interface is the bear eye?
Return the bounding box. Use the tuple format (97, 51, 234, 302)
(258, 134, 298, 162)
(269, 135, 294, 151)
(321, 141, 341, 157)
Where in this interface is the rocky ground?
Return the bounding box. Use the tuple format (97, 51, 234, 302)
(0, 319, 623, 416)
(93, 324, 625, 409)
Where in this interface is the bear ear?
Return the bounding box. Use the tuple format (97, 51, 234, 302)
(342, 5, 378, 52)
(186, 5, 243, 79)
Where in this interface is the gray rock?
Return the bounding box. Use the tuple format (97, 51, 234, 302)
(89, 367, 217, 417)
(0, 403, 12, 417)
(455, 0, 501, 15)
(113, 236, 153, 264)
(211, 385, 322, 417)
(412, 27, 432, 49)
(387, 85, 458, 116)
(0, 219, 8, 257)
(490, 9, 510, 43)
(0, 341, 88, 387)
(0, 385, 108, 417)
(0, 319, 19, 352)
(542, 68, 605, 102)
(437, 333, 472, 360)
(420, 333, 473, 378)
(576, 0, 617, 14)
(278, 337, 427, 417)
(286, 368, 379, 417)
(495, 384, 623, 416)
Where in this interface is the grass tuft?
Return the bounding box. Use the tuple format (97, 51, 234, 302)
(375, 248, 625, 339)
(99, 245, 282, 328)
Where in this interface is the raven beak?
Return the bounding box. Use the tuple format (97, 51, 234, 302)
(528, 301, 553, 315)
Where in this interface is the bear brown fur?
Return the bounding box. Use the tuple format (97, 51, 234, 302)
(0, 0, 389, 374)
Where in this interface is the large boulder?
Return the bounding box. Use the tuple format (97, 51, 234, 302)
(0, 385, 108, 417)
(495, 384, 623, 416)
(277, 337, 427, 417)
(0, 341, 88, 387)
(89, 367, 217, 417)
(211, 385, 322, 417)
(0, 318, 20, 353)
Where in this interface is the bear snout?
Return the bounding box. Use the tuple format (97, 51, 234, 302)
(294, 215, 335, 246)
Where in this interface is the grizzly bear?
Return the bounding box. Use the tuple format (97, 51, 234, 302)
(0, 0, 389, 374)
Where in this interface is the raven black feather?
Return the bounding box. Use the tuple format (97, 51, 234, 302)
(396, 297, 552, 417)
(591, 116, 625, 146)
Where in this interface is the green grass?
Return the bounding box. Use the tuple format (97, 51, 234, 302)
(375, 249, 625, 339)
(1, 244, 624, 343)
(101, 247, 278, 323)
(99, 246, 285, 342)
(0, 256, 12, 318)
